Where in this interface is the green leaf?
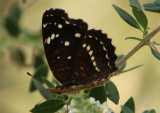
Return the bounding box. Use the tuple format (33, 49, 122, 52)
(126, 37, 160, 61)
(120, 64, 143, 74)
(29, 64, 48, 92)
(41, 77, 54, 88)
(129, 0, 142, 10)
(10, 48, 25, 66)
(151, 48, 160, 60)
(89, 86, 107, 104)
(112, 4, 141, 31)
(121, 106, 134, 113)
(131, 5, 148, 31)
(143, 109, 156, 113)
(33, 79, 54, 99)
(154, 0, 160, 6)
(4, 2, 21, 36)
(30, 98, 65, 113)
(33, 64, 48, 80)
(34, 54, 45, 68)
(105, 81, 119, 104)
(121, 97, 135, 113)
(153, 41, 160, 45)
(125, 37, 150, 45)
(143, 3, 160, 13)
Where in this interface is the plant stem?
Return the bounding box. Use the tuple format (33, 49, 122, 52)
(116, 25, 160, 68)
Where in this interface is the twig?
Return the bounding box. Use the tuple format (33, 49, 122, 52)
(116, 25, 160, 68)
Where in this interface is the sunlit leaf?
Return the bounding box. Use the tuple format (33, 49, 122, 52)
(131, 5, 148, 31)
(105, 81, 119, 104)
(112, 4, 141, 31)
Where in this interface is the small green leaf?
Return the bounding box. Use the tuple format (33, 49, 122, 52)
(89, 86, 107, 104)
(121, 106, 134, 113)
(121, 97, 135, 113)
(33, 79, 54, 99)
(30, 98, 65, 113)
(131, 5, 148, 31)
(129, 0, 142, 10)
(151, 48, 160, 60)
(41, 77, 54, 88)
(143, 3, 160, 13)
(153, 41, 160, 45)
(105, 81, 119, 104)
(143, 109, 156, 113)
(112, 4, 141, 30)
(34, 54, 45, 69)
(126, 37, 160, 61)
(120, 64, 143, 74)
(4, 2, 21, 36)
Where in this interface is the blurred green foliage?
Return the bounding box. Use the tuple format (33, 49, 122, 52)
(0, 0, 159, 113)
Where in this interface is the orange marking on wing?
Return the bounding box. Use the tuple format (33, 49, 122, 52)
(80, 66, 84, 71)
(54, 49, 61, 55)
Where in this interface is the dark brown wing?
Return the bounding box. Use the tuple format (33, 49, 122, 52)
(42, 8, 88, 84)
(42, 8, 117, 86)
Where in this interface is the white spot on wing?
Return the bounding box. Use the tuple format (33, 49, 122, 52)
(95, 67, 100, 72)
(93, 61, 96, 66)
(47, 37, 51, 44)
(91, 56, 95, 61)
(43, 24, 47, 28)
(87, 45, 91, 51)
(51, 34, 55, 40)
(103, 46, 107, 51)
(57, 56, 60, 59)
(64, 41, 70, 46)
(75, 33, 81, 38)
(82, 43, 86, 48)
(106, 54, 109, 59)
(89, 50, 93, 56)
(58, 24, 62, 28)
(66, 21, 70, 24)
(56, 34, 59, 37)
(67, 56, 71, 59)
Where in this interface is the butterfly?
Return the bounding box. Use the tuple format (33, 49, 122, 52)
(42, 8, 117, 94)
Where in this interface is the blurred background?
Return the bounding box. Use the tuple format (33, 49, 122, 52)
(0, 0, 160, 113)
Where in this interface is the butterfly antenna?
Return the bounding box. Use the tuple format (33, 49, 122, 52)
(27, 72, 33, 76)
